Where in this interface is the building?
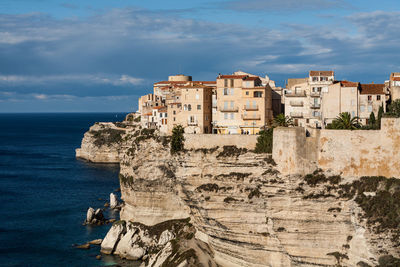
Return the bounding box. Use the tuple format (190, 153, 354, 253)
(149, 106, 168, 134)
(284, 71, 335, 128)
(358, 83, 386, 124)
(167, 84, 213, 134)
(387, 72, 400, 101)
(213, 74, 273, 134)
(137, 93, 163, 115)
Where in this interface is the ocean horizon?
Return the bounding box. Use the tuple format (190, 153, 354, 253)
(0, 113, 139, 266)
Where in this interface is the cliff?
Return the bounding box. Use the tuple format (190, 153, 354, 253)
(76, 117, 400, 267)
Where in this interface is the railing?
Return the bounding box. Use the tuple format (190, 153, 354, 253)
(243, 105, 259, 111)
(285, 91, 307, 97)
(290, 101, 304, 107)
(242, 115, 261, 120)
(187, 120, 198, 126)
(219, 106, 239, 112)
(310, 91, 321, 97)
(290, 112, 303, 118)
(310, 103, 321, 109)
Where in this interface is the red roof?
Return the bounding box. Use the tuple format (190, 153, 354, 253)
(359, 84, 385, 95)
(154, 80, 215, 85)
(340, 81, 359, 87)
(309, 71, 334, 76)
(391, 77, 400, 81)
(152, 106, 166, 110)
(218, 75, 248, 79)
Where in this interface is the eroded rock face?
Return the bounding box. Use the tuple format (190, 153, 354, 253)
(100, 221, 127, 254)
(117, 139, 398, 267)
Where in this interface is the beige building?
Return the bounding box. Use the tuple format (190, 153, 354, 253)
(284, 71, 335, 128)
(137, 93, 163, 115)
(150, 106, 168, 134)
(358, 83, 386, 124)
(387, 72, 400, 101)
(167, 84, 213, 134)
(213, 74, 273, 134)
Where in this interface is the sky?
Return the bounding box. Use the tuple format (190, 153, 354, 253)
(0, 0, 399, 112)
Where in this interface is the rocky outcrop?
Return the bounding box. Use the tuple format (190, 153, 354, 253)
(84, 207, 106, 225)
(110, 193, 119, 209)
(101, 218, 217, 266)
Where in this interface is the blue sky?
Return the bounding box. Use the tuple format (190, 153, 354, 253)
(0, 0, 399, 112)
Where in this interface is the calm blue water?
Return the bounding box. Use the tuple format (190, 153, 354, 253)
(0, 113, 132, 267)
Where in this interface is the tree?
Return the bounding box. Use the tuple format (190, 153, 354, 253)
(387, 99, 400, 117)
(170, 125, 185, 154)
(369, 112, 376, 127)
(331, 112, 360, 130)
(272, 113, 293, 127)
(377, 105, 384, 129)
(255, 128, 273, 153)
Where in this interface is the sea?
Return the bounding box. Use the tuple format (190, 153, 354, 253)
(0, 113, 139, 267)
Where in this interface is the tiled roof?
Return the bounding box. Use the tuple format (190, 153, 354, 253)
(218, 75, 248, 79)
(340, 81, 359, 87)
(144, 112, 152, 116)
(152, 106, 166, 110)
(359, 84, 385, 95)
(154, 81, 215, 85)
(391, 77, 400, 81)
(309, 71, 334, 76)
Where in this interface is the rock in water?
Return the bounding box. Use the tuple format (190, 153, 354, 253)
(94, 208, 104, 222)
(101, 221, 127, 254)
(158, 230, 174, 246)
(86, 207, 95, 223)
(110, 193, 118, 209)
(75, 243, 90, 249)
(89, 239, 103, 245)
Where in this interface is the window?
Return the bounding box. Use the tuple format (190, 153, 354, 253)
(368, 105, 372, 112)
(223, 88, 228, 95)
(377, 95, 381, 100)
(224, 101, 228, 109)
(254, 91, 263, 97)
(188, 104, 192, 111)
(224, 79, 228, 87)
(174, 117, 176, 121)
(230, 79, 234, 87)
(159, 113, 162, 117)
(230, 88, 234, 95)
(230, 113, 234, 120)
(351, 111, 355, 117)
(224, 113, 228, 120)
(246, 91, 249, 95)
(183, 104, 187, 111)
(368, 95, 372, 101)
(197, 105, 201, 110)
(312, 77, 318, 81)
(306, 119, 310, 123)
(195, 94, 199, 100)
(320, 77, 328, 81)
(230, 101, 234, 108)
(394, 81, 400, 86)
(245, 81, 251, 88)
(351, 99, 355, 106)
(165, 113, 167, 117)
(173, 110, 176, 115)
(360, 105, 365, 112)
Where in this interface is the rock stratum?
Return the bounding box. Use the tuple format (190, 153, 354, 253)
(77, 115, 400, 267)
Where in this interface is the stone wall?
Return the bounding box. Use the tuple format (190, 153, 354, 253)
(184, 134, 258, 150)
(273, 118, 400, 177)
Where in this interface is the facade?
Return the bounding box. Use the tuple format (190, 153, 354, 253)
(284, 71, 335, 128)
(387, 72, 400, 101)
(137, 93, 163, 115)
(213, 74, 273, 134)
(166, 84, 212, 134)
(358, 84, 386, 124)
(150, 106, 168, 134)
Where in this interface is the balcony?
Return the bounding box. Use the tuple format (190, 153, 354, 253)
(310, 103, 321, 109)
(243, 105, 259, 111)
(310, 113, 321, 119)
(285, 91, 306, 97)
(290, 101, 304, 107)
(242, 114, 261, 120)
(187, 120, 198, 126)
(310, 91, 321, 97)
(220, 106, 239, 112)
(290, 112, 303, 118)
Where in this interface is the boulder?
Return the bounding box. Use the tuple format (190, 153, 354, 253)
(84, 207, 106, 225)
(110, 193, 118, 209)
(86, 207, 95, 223)
(89, 239, 103, 245)
(126, 246, 146, 260)
(158, 230, 175, 246)
(75, 243, 90, 249)
(101, 221, 127, 254)
(115, 224, 139, 256)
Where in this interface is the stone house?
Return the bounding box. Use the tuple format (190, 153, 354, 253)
(358, 83, 386, 124)
(284, 71, 335, 128)
(213, 74, 273, 134)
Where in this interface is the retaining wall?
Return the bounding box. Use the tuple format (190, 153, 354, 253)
(184, 134, 258, 150)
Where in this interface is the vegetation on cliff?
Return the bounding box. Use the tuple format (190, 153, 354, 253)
(90, 128, 125, 147)
(170, 125, 184, 154)
(326, 112, 360, 130)
(255, 128, 273, 153)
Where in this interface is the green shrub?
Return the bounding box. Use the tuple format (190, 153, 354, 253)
(255, 128, 273, 153)
(90, 128, 124, 147)
(216, 146, 247, 158)
(170, 125, 185, 154)
(386, 99, 400, 117)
